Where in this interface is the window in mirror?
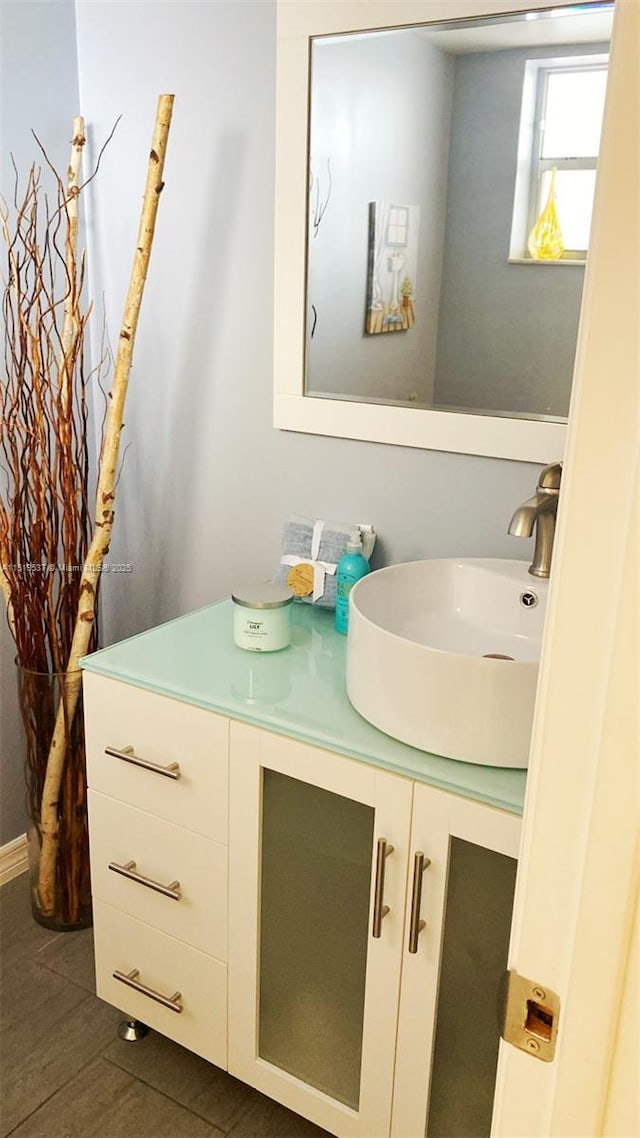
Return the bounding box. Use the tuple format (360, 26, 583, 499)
(516, 58, 608, 261)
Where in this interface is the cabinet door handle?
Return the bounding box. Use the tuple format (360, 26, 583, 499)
(113, 967, 183, 1013)
(105, 744, 181, 780)
(372, 837, 395, 938)
(108, 859, 181, 901)
(408, 851, 431, 954)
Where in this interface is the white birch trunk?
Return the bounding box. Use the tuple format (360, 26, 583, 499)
(37, 94, 175, 915)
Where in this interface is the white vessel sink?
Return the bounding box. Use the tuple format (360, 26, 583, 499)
(347, 558, 548, 768)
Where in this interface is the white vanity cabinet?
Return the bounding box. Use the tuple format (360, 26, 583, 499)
(83, 672, 230, 1067)
(227, 722, 520, 1138)
(81, 601, 525, 1138)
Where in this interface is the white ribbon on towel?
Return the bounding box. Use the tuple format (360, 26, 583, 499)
(280, 520, 338, 602)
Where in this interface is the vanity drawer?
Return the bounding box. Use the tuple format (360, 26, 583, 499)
(93, 901, 227, 1068)
(88, 791, 227, 960)
(83, 673, 228, 841)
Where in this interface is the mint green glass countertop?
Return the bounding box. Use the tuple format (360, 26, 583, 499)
(81, 599, 526, 815)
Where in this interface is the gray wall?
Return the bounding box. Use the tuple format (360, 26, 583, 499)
(0, 0, 82, 846)
(307, 31, 453, 404)
(1, 0, 544, 846)
(434, 45, 600, 418)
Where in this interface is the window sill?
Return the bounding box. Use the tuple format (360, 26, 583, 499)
(508, 257, 586, 267)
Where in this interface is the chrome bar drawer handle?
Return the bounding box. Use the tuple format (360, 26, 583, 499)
(108, 860, 181, 901)
(372, 837, 395, 938)
(105, 745, 181, 780)
(408, 851, 432, 954)
(113, 968, 183, 1013)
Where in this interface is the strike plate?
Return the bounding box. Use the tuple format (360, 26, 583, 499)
(502, 970, 560, 1062)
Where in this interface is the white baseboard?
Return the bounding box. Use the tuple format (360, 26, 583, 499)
(0, 833, 28, 886)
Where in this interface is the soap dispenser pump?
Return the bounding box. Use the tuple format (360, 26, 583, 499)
(335, 528, 371, 635)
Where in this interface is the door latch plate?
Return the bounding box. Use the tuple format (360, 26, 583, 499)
(501, 970, 560, 1062)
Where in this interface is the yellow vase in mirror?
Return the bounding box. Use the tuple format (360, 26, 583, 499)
(528, 168, 565, 261)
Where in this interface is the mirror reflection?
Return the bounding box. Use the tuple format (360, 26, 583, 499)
(305, 5, 612, 421)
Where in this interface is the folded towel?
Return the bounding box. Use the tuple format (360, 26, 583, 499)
(275, 515, 376, 609)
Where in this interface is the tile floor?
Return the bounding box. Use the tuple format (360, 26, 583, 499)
(0, 874, 333, 1138)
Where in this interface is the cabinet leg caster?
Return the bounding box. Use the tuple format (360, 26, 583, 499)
(118, 1019, 150, 1042)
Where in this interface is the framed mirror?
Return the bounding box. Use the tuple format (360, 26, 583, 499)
(273, 0, 612, 461)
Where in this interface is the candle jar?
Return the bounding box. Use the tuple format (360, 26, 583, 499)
(232, 583, 294, 652)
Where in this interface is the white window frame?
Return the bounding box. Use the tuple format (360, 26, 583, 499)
(509, 53, 608, 265)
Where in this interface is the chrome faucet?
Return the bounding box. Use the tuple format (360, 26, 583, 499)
(508, 461, 562, 578)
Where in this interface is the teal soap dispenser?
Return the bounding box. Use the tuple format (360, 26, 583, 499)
(335, 528, 371, 635)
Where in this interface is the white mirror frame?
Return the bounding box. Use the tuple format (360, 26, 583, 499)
(272, 0, 603, 462)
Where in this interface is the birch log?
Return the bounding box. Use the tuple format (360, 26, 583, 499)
(37, 94, 175, 915)
(59, 117, 85, 418)
(54, 117, 87, 678)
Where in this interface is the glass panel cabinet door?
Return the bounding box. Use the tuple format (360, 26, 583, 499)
(259, 768, 374, 1108)
(391, 786, 521, 1138)
(228, 722, 413, 1138)
(426, 837, 518, 1137)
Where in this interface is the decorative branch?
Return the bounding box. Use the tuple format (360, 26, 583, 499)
(1, 142, 93, 678)
(2, 122, 101, 925)
(36, 94, 174, 915)
(310, 157, 332, 239)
